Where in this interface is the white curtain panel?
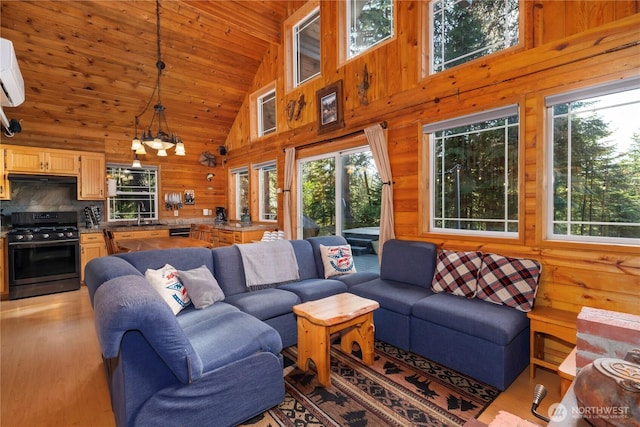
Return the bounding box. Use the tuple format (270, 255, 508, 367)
(364, 123, 395, 260)
(283, 147, 295, 240)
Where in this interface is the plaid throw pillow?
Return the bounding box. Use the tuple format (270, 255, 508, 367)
(431, 250, 483, 298)
(476, 254, 541, 312)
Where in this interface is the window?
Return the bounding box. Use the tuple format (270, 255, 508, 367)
(298, 147, 381, 238)
(546, 78, 640, 245)
(293, 8, 320, 87)
(424, 105, 520, 236)
(346, 0, 394, 59)
(106, 164, 158, 222)
(231, 167, 249, 219)
(258, 89, 276, 136)
(430, 0, 518, 74)
(254, 161, 278, 221)
(250, 82, 277, 140)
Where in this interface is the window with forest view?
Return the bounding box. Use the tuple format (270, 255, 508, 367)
(430, 0, 518, 73)
(346, 0, 394, 59)
(256, 161, 277, 221)
(299, 148, 381, 239)
(106, 165, 158, 222)
(547, 79, 640, 244)
(232, 167, 249, 219)
(425, 105, 519, 235)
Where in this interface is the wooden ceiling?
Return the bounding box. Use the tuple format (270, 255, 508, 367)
(0, 0, 300, 156)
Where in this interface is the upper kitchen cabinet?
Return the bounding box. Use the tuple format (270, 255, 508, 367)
(78, 153, 105, 200)
(0, 148, 9, 200)
(5, 145, 78, 175)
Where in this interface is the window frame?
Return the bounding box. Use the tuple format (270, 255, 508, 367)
(428, 0, 520, 75)
(293, 7, 321, 88)
(253, 160, 278, 222)
(544, 77, 640, 246)
(424, 104, 521, 238)
(106, 163, 159, 223)
(250, 82, 277, 140)
(341, 0, 395, 62)
(230, 166, 250, 220)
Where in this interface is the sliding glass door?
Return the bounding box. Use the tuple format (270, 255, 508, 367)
(298, 147, 382, 239)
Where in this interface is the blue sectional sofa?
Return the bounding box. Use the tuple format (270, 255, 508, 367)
(84, 236, 375, 427)
(85, 236, 537, 426)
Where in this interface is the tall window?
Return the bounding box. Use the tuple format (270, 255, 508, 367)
(298, 147, 381, 238)
(231, 167, 250, 219)
(430, 0, 518, 73)
(294, 8, 320, 87)
(258, 89, 276, 137)
(255, 161, 277, 221)
(346, 0, 394, 59)
(106, 164, 158, 222)
(547, 78, 640, 245)
(424, 105, 520, 235)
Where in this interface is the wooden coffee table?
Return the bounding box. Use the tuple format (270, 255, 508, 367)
(292, 293, 380, 387)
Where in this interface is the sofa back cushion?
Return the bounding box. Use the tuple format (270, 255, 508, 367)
(476, 253, 541, 312)
(211, 245, 247, 296)
(380, 239, 437, 288)
(289, 239, 318, 280)
(115, 247, 214, 277)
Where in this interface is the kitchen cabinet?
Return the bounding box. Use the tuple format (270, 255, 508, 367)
(0, 238, 6, 298)
(78, 153, 105, 200)
(5, 145, 78, 175)
(0, 148, 9, 200)
(80, 233, 107, 283)
(111, 229, 170, 241)
(215, 227, 274, 247)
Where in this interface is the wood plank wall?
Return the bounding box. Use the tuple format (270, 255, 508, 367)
(225, 1, 640, 315)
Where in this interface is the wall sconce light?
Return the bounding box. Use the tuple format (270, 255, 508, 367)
(206, 173, 215, 181)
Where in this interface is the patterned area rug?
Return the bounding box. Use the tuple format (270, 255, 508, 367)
(240, 340, 499, 427)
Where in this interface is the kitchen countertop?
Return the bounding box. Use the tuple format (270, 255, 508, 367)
(79, 222, 276, 234)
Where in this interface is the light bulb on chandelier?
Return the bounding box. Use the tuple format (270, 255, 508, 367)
(130, 0, 185, 168)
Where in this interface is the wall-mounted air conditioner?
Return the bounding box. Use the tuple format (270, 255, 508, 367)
(0, 38, 25, 108)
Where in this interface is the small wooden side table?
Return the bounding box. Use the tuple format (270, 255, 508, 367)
(293, 293, 380, 387)
(527, 306, 578, 378)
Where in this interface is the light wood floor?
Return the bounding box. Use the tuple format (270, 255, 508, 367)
(1, 287, 561, 426)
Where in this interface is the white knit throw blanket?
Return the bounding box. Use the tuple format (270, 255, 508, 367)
(236, 240, 300, 289)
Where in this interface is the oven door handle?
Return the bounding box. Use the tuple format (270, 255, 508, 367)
(8, 239, 79, 247)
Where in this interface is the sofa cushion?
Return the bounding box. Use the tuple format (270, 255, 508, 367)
(145, 264, 191, 315)
(380, 239, 437, 289)
(224, 288, 301, 321)
(431, 250, 482, 298)
(320, 244, 357, 278)
(350, 278, 434, 316)
(411, 293, 529, 345)
(476, 254, 541, 312)
(332, 271, 380, 288)
(178, 265, 225, 309)
(278, 278, 347, 302)
(212, 245, 247, 296)
(181, 310, 283, 373)
(116, 247, 214, 276)
(289, 240, 319, 280)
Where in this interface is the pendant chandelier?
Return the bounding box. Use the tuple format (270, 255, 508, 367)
(131, 0, 185, 168)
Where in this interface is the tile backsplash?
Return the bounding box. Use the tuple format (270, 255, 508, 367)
(1, 181, 104, 227)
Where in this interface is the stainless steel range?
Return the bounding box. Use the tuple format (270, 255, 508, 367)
(7, 211, 80, 299)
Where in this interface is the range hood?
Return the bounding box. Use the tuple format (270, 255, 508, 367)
(8, 173, 78, 184)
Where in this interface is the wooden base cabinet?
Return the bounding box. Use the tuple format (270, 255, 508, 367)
(80, 233, 107, 283)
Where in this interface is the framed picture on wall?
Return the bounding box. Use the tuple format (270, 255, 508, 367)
(316, 80, 344, 134)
